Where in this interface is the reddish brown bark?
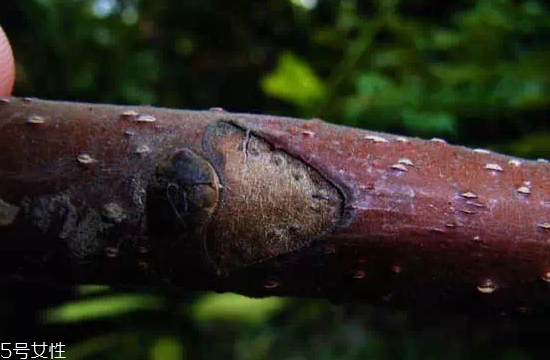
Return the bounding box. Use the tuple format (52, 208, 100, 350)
(1, 96, 549, 316)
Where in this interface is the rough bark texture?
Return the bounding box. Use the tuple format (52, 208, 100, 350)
(1, 96, 549, 316)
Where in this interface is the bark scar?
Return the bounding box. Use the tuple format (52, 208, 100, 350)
(202, 120, 344, 275)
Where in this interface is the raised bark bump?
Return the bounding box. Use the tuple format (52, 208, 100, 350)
(202, 121, 344, 275)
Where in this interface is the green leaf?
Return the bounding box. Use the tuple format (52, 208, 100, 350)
(151, 336, 185, 360)
(355, 73, 396, 96)
(261, 52, 327, 108)
(191, 293, 288, 325)
(44, 294, 166, 323)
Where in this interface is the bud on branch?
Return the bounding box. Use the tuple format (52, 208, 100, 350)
(1, 97, 549, 316)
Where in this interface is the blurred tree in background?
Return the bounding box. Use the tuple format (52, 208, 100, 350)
(1, 0, 550, 359)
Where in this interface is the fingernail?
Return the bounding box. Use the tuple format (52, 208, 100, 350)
(0, 25, 15, 96)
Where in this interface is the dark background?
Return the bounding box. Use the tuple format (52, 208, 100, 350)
(1, 0, 550, 359)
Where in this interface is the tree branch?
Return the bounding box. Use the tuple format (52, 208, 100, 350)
(1, 97, 549, 316)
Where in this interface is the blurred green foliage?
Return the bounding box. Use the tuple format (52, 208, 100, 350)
(261, 51, 327, 108)
(1, 0, 550, 359)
